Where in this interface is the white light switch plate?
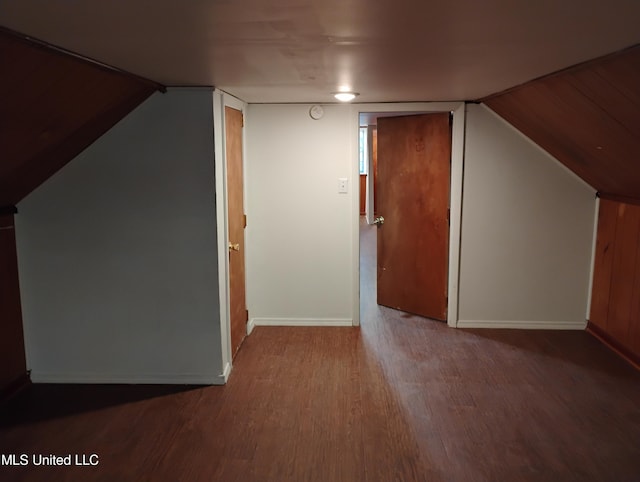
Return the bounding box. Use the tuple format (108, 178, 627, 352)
(338, 178, 348, 193)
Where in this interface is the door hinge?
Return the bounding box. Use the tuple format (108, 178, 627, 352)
(245, 309, 249, 322)
(243, 214, 247, 228)
(447, 208, 450, 225)
(241, 113, 244, 127)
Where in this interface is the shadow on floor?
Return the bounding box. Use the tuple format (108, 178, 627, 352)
(0, 383, 205, 428)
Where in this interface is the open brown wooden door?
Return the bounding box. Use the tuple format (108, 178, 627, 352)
(225, 106, 247, 357)
(376, 113, 451, 321)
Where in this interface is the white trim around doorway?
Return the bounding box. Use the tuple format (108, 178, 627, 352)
(350, 102, 466, 328)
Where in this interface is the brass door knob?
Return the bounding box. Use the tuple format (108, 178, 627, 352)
(373, 216, 385, 226)
(228, 242, 240, 251)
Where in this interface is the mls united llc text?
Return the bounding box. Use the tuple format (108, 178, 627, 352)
(2, 454, 99, 466)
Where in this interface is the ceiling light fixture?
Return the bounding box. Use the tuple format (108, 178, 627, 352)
(333, 92, 359, 102)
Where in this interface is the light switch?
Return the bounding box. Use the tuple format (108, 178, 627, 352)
(338, 178, 349, 193)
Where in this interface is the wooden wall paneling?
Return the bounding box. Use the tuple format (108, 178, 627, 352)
(590, 199, 640, 365)
(0, 213, 28, 398)
(0, 85, 155, 205)
(607, 203, 640, 347)
(0, 29, 161, 205)
(543, 76, 640, 193)
(1, 34, 83, 175)
(532, 79, 614, 187)
(589, 199, 618, 330)
(487, 79, 636, 195)
(482, 45, 640, 201)
(0, 34, 56, 96)
(630, 233, 640, 354)
(567, 68, 640, 139)
(593, 47, 640, 107)
(5, 71, 88, 178)
(3, 74, 155, 198)
(484, 85, 591, 181)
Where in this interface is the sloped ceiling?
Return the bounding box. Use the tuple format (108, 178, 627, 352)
(483, 46, 640, 201)
(0, 29, 162, 206)
(1, 0, 640, 103)
(2, 3, 639, 200)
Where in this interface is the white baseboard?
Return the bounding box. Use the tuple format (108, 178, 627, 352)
(247, 317, 256, 335)
(219, 362, 231, 384)
(251, 317, 353, 327)
(30, 372, 220, 385)
(456, 320, 588, 330)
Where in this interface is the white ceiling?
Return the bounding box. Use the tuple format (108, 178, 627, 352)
(1, 0, 639, 103)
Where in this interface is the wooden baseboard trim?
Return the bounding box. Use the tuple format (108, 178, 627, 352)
(586, 322, 640, 371)
(0, 372, 31, 404)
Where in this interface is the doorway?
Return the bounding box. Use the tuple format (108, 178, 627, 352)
(213, 90, 249, 381)
(354, 103, 466, 328)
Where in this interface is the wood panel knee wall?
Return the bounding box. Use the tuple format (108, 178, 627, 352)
(0, 209, 29, 400)
(588, 198, 640, 367)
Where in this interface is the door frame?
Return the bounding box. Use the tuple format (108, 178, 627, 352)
(213, 89, 247, 382)
(350, 102, 466, 328)
(365, 126, 376, 225)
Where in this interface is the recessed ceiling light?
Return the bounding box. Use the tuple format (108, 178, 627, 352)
(333, 92, 359, 102)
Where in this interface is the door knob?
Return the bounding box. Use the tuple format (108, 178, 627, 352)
(228, 242, 240, 251)
(373, 216, 385, 227)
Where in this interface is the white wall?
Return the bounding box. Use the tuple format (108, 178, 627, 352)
(458, 103, 596, 328)
(245, 104, 353, 326)
(16, 88, 223, 383)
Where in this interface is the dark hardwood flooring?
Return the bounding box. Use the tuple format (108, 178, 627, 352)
(1, 219, 639, 481)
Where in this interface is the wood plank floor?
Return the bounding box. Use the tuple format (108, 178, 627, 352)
(1, 219, 640, 481)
